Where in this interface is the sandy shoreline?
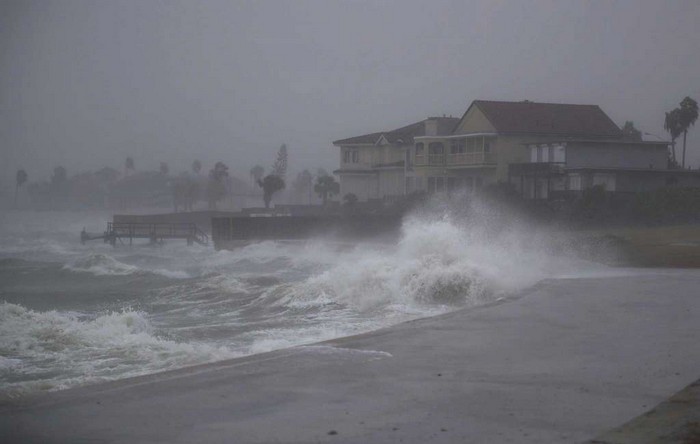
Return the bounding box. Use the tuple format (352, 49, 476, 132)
(2, 269, 699, 443)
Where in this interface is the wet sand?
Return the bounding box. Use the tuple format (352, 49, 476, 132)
(2, 270, 699, 443)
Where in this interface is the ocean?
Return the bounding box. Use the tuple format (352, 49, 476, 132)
(0, 208, 609, 399)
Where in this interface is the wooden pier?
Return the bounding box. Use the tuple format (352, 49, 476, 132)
(81, 222, 209, 246)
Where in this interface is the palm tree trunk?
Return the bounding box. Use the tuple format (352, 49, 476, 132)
(671, 141, 677, 164)
(682, 130, 687, 169)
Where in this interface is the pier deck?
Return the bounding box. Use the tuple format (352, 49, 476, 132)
(81, 222, 209, 246)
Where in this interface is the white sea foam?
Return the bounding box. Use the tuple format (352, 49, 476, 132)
(0, 302, 235, 398)
(63, 253, 190, 278)
(1, 206, 603, 397)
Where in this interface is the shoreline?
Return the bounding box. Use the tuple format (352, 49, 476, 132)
(2, 270, 699, 443)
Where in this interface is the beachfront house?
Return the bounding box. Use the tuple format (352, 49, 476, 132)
(332, 117, 458, 202)
(334, 100, 697, 201)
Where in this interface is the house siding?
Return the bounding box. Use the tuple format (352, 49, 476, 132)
(454, 106, 496, 134)
(566, 143, 668, 170)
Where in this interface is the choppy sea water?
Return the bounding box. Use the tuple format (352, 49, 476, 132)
(0, 209, 611, 399)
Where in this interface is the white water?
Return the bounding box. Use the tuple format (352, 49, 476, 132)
(0, 208, 614, 398)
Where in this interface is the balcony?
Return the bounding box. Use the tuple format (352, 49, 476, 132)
(415, 152, 494, 166)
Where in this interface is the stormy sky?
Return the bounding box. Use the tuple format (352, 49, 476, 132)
(2, 0, 699, 190)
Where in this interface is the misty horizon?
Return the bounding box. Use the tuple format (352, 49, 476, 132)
(2, 0, 699, 190)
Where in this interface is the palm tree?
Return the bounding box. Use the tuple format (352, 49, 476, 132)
(125, 157, 135, 176)
(678, 97, 698, 168)
(664, 109, 683, 167)
(192, 160, 202, 175)
(257, 174, 285, 209)
(207, 161, 229, 209)
(314, 175, 340, 206)
(15, 169, 27, 207)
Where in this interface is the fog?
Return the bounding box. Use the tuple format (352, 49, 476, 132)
(2, 0, 700, 191)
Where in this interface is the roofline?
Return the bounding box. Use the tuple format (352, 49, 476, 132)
(414, 132, 498, 140)
(567, 167, 700, 174)
(454, 99, 624, 137)
(521, 139, 670, 146)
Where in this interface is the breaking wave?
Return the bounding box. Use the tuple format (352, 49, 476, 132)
(64, 254, 190, 279)
(0, 302, 234, 399)
(1, 208, 599, 397)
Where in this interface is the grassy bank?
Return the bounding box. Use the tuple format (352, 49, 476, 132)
(583, 225, 700, 268)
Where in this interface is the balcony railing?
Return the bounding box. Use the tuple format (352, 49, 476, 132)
(415, 152, 494, 166)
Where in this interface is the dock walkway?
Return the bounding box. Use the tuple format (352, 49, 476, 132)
(81, 222, 209, 246)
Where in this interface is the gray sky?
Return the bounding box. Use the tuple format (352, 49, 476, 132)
(2, 0, 699, 188)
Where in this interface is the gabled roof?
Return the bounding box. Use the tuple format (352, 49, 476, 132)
(461, 100, 623, 138)
(333, 117, 459, 146)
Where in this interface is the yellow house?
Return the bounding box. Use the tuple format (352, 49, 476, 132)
(411, 100, 626, 194)
(334, 100, 674, 200)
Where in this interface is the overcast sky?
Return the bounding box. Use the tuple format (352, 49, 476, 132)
(2, 0, 699, 189)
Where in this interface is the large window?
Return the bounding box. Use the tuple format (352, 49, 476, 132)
(343, 149, 359, 164)
(553, 144, 565, 163)
(428, 142, 444, 165)
(450, 138, 466, 154)
(568, 173, 581, 191)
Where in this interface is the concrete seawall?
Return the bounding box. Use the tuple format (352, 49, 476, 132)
(211, 214, 403, 249)
(113, 210, 239, 234)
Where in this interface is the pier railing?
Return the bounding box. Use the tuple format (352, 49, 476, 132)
(82, 222, 208, 246)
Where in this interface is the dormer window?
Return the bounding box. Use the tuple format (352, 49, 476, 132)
(343, 149, 359, 163)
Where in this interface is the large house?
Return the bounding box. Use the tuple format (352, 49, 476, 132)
(333, 100, 697, 201)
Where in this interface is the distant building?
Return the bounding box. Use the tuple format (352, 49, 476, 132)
(333, 100, 699, 201)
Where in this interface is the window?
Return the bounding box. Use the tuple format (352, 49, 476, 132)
(553, 144, 565, 163)
(415, 143, 424, 154)
(530, 145, 538, 163)
(466, 138, 476, 153)
(450, 138, 466, 154)
(568, 174, 581, 191)
(343, 149, 359, 163)
(484, 139, 491, 153)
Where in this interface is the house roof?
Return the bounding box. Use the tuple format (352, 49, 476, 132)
(465, 100, 623, 138)
(333, 117, 459, 146)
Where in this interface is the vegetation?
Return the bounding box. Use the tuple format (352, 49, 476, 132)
(207, 161, 229, 209)
(678, 97, 698, 168)
(621, 121, 642, 141)
(192, 160, 202, 175)
(124, 157, 135, 176)
(314, 175, 340, 206)
(343, 193, 358, 207)
(15, 169, 27, 207)
(271, 144, 288, 179)
(292, 169, 313, 204)
(257, 174, 285, 209)
(665, 96, 698, 168)
(172, 177, 199, 212)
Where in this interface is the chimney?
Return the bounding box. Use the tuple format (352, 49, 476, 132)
(425, 118, 438, 136)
